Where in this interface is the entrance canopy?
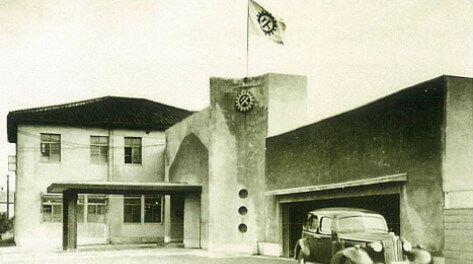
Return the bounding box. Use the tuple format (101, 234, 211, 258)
(47, 181, 201, 251)
(47, 181, 202, 195)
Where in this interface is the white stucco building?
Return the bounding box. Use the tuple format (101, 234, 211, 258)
(7, 96, 192, 246)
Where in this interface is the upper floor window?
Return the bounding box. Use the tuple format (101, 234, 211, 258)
(124, 137, 142, 164)
(40, 133, 61, 162)
(90, 136, 109, 163)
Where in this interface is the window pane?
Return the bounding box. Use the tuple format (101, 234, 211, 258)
(41, 134, 61, 162)
(88, 205, 106, 223)
(132, 147, 142, 164)
(320, 218, 332, 234)
(124, 196, 141, 223)
(124, 205, 140, 223)
(124, 147, 132, 163)
(42, 143, 50, 156)
(90, 136, 99, 144)
(52, 205, 62, 222)
(91, 136, 108, 163)
(77, 204, 84, 223)
(133, 138, 141, 145)
(42, 205, 52, 222)
(144, 196, 161, 223)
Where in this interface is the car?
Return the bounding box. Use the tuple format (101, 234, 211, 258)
(294, 207, 432, 264)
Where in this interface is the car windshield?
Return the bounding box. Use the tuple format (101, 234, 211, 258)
(337, 216, 388, 233)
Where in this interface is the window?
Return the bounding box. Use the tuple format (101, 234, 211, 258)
(309, 216, 319, 231)
(144, 196, 162, 223)
(124, 195, 162, 224)
(77, 196, 84, 223)
(90, 136, 109, 163)
(320, 217, 332, 234)
(40, 133, 61, 162)
(42, 195, 62, 222)
(124, 137, 142, 164)
(41, 194, 107, 223)
(124, 195, 141, 223)
(87, 196, 106, 223)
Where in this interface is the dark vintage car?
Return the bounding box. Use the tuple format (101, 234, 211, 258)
(294, 208, 432, 264)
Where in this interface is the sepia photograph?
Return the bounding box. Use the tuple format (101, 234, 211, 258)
(0, 0, 472, 263)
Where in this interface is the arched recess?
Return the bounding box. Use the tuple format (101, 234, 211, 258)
(168, 133, 209, 247)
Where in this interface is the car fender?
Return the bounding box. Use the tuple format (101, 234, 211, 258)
(406, 247, 433, 264)
(330, 247, 373, 264)
(294, 238, 310, 259)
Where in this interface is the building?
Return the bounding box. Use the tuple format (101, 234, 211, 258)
(7, 96, 192, 246)
(7, 74, 473, 264)
(165, 74, 472, 264)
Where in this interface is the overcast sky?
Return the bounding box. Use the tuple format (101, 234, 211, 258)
(1, 0, 473, 186)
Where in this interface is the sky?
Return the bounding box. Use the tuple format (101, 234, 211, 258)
(0, 0, 472, 188)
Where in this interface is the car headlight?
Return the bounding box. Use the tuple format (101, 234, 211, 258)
(403, 241, 412, 252)
(369, 242, 383, 252)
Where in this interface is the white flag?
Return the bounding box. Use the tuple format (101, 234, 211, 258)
(248, 0, 286, 45)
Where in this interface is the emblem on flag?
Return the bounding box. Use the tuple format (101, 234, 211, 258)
(257, 11, 277, 36)
(248, 0, 286, 45)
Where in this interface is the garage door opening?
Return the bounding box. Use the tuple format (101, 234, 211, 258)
(285, 194, 400, 257)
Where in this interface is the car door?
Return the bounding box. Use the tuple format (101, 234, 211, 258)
(314, 216, 333, 263)
(305, 215, 319, 259)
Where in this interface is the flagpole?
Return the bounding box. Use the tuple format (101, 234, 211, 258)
(246, 0, 250, 78)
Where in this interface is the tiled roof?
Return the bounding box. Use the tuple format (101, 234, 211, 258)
(7, 96, 193, 143)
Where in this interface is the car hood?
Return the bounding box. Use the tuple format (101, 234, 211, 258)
(338, 232, 396, 242)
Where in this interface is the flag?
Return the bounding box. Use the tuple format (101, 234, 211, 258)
(248, 0, 286, 45)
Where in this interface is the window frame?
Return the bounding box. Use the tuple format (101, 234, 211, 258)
(124, 137, 142, 164)
(41, 194, 63, 222)
(41, 194, 107, 223)
(123, 195, 142, 223)
(40, 133, 61, 162)
(123, 195, 163, 224)
(90, 136, 109, 164)
(319, 217, 333, 234)
(308, 215, 319, 232)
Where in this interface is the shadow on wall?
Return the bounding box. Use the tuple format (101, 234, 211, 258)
(169, 133, 209, 185)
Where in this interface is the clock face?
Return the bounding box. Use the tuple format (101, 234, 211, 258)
(235, 90, 255, 112)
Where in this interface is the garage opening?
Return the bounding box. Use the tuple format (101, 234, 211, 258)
(285, 193, 400, 257)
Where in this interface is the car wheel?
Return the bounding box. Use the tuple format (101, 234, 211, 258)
(297, 252, 306, 264)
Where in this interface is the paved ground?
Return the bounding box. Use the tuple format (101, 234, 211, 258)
(0, 245, 296, 264)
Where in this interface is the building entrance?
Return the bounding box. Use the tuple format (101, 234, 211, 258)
(283, 194, 400, 257)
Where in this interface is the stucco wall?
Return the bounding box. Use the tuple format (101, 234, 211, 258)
(14, 124, 166, 246)
(443, 76, 473, 207)
(206, 76, 269, 253)
(165, 107, 211, 247)
(165, 73, 307, 254)
(443, 77, 473, 264)
(267, 74, 307, 137)
(266, 77, 446, 255)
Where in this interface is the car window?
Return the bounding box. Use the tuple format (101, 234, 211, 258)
(309, 216, 319, 231)
(338, 216, 388, 233)
(320, 217, 332, 234)
(304, 215, 312, 230)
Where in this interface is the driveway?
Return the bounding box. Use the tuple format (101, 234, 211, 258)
(0, 245, 296, 264)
